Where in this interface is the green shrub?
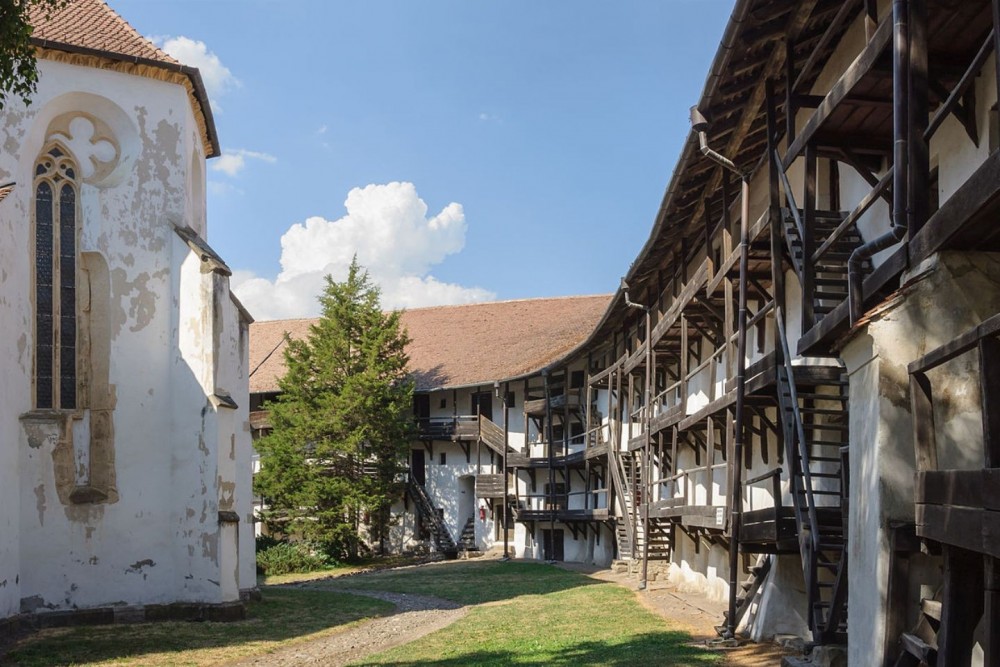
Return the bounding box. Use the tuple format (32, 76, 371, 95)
(255, 534, 283, 552)
(256, 541, 332, 576)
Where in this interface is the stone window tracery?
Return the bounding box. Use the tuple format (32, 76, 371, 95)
(33, 146, 80, 410)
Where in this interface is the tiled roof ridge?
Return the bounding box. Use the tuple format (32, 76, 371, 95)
(30, 0, 179, 65)
(400, 293, 612, 313)
(252, 294, 614, 324)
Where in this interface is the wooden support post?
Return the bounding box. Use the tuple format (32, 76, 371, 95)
(882, 525, 913, 666)
(979, 336, 1000, 467)
(680, 315, 689, 398)
(802, 143, 817, 331)
(993, 0, 1000, 129)
(865, 0, 879, 40)
(910, 371, 937, 472)
(725, 409, 735, 522)
(786, 39, 797, 140)
(986, 556, 1000, 667)
(706, 417, 715, 508)
(938, 546, 984, 665)
(767, 79, 786, 361)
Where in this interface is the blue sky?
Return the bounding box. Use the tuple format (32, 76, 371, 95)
(108, 0, 734, 319)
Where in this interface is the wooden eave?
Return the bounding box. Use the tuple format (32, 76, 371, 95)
(566, 0, 854, 364)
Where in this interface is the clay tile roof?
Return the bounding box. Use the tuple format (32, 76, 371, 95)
(27, 0, 220, 158)
(249, 295, 612, 394)
(29, 0, 178, 65)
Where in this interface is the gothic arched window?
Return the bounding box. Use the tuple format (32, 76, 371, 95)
(34, 146, 79, 410)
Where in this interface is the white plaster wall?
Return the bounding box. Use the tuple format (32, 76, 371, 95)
(667, 529, 731, 603)
(933, 53, 997, 207)
(741, 555, 810, 642)
(0, 58, 246, 617)
(841, 252, 1000, 663)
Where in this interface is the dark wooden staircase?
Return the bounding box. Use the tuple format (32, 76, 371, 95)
(782, 209, 870, 320)
(776, 308, 850, 645)
(717, 555, 774, 636)
(406, 476, 458, 558)
(459, 517, 478, 552)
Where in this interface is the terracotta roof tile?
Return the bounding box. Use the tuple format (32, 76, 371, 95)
(29, 0, 178, 65)
(249, 295, 611, 394)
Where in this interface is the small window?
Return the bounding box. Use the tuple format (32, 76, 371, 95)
(439, 452, 446, 465)
(506, 391, 516, 408)
(570, 370, 585, 389)
(439, 398, 446, 409)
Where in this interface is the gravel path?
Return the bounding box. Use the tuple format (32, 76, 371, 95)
(226, 590, 466, 667)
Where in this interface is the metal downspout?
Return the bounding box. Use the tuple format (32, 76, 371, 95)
(725, 176, 751, 639)
(848, 0, 910, 325)
(691, 107, 750, 640)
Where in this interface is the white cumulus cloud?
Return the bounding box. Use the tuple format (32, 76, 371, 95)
(155, 36, 240, 101)
(232, 182, 495, 320)
(211, 148, 277, 177)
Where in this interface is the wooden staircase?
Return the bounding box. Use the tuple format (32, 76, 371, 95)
(717, 555, 774, 636)
(459, 517, 478, 552)
(893, 596, 941, 666)
(406, 476, 458, 558)
(611, 449, 645, 560)
(782, 209, 870, 320)
(776, 308, 850, 645)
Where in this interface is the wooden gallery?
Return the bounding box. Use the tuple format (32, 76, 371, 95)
(251, 0, 1000, 663)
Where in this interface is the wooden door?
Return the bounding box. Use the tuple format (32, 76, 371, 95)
(471, 392, 493, 419)
(412, 449, 426, 486)
(543, 529, 564, 561)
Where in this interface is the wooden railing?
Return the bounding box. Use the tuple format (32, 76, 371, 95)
(744, 467, 783, 516)
(415, 415, 479, 441)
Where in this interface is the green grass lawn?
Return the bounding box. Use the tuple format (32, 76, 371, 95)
(355, 581, 718, 666)
(309, 560, 595, 605)
(316, 561, 720, 667)
(5, 560, 720, 667)
(5, 588, 393, 667)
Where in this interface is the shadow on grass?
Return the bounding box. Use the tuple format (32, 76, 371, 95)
(353, 632, 720, 666)
(5, 588, 394, 667)
(301, 560, 600, 606)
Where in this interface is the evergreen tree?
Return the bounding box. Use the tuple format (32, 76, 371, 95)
(255, 259, 413, 560)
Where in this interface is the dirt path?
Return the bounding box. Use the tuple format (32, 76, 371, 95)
(225, 590, 466, 667)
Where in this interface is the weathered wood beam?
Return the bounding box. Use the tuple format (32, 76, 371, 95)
(793, 0, 863, 92)
(838, 147, 893, 206)
(925, 28, 993, 144)
(692, 0, 822, 240)
(783, 15, 893, 170)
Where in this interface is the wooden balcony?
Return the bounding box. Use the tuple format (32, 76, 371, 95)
(915, 469, 1000, 558)
(415, 415, 480, 441)
(910, 313, 1000, 558)
(523, 389, 583, 417)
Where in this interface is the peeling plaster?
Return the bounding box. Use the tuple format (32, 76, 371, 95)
(127, 559, 155, 573)
(201, 531, 218, 564)
(20, 595, 55, 613)
(34, 484, 46, 526)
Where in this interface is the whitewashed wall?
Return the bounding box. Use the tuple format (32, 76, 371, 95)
(0, 58, 252, 620)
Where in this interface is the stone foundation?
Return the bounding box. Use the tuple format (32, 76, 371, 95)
(7, 600, 245, 634)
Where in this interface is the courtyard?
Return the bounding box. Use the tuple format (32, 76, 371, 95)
(4, 559, 789, 666)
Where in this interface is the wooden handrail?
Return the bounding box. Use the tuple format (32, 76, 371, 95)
(775, 149, 805, 242)
(745, 467, 783, 486)
(812, 168, 892, 263)
(776, 306, 821, 552)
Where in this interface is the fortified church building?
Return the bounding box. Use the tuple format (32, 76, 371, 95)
(0, 0, 255, 630)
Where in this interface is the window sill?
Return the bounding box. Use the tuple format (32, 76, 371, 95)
(19, 408, 83, 422)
